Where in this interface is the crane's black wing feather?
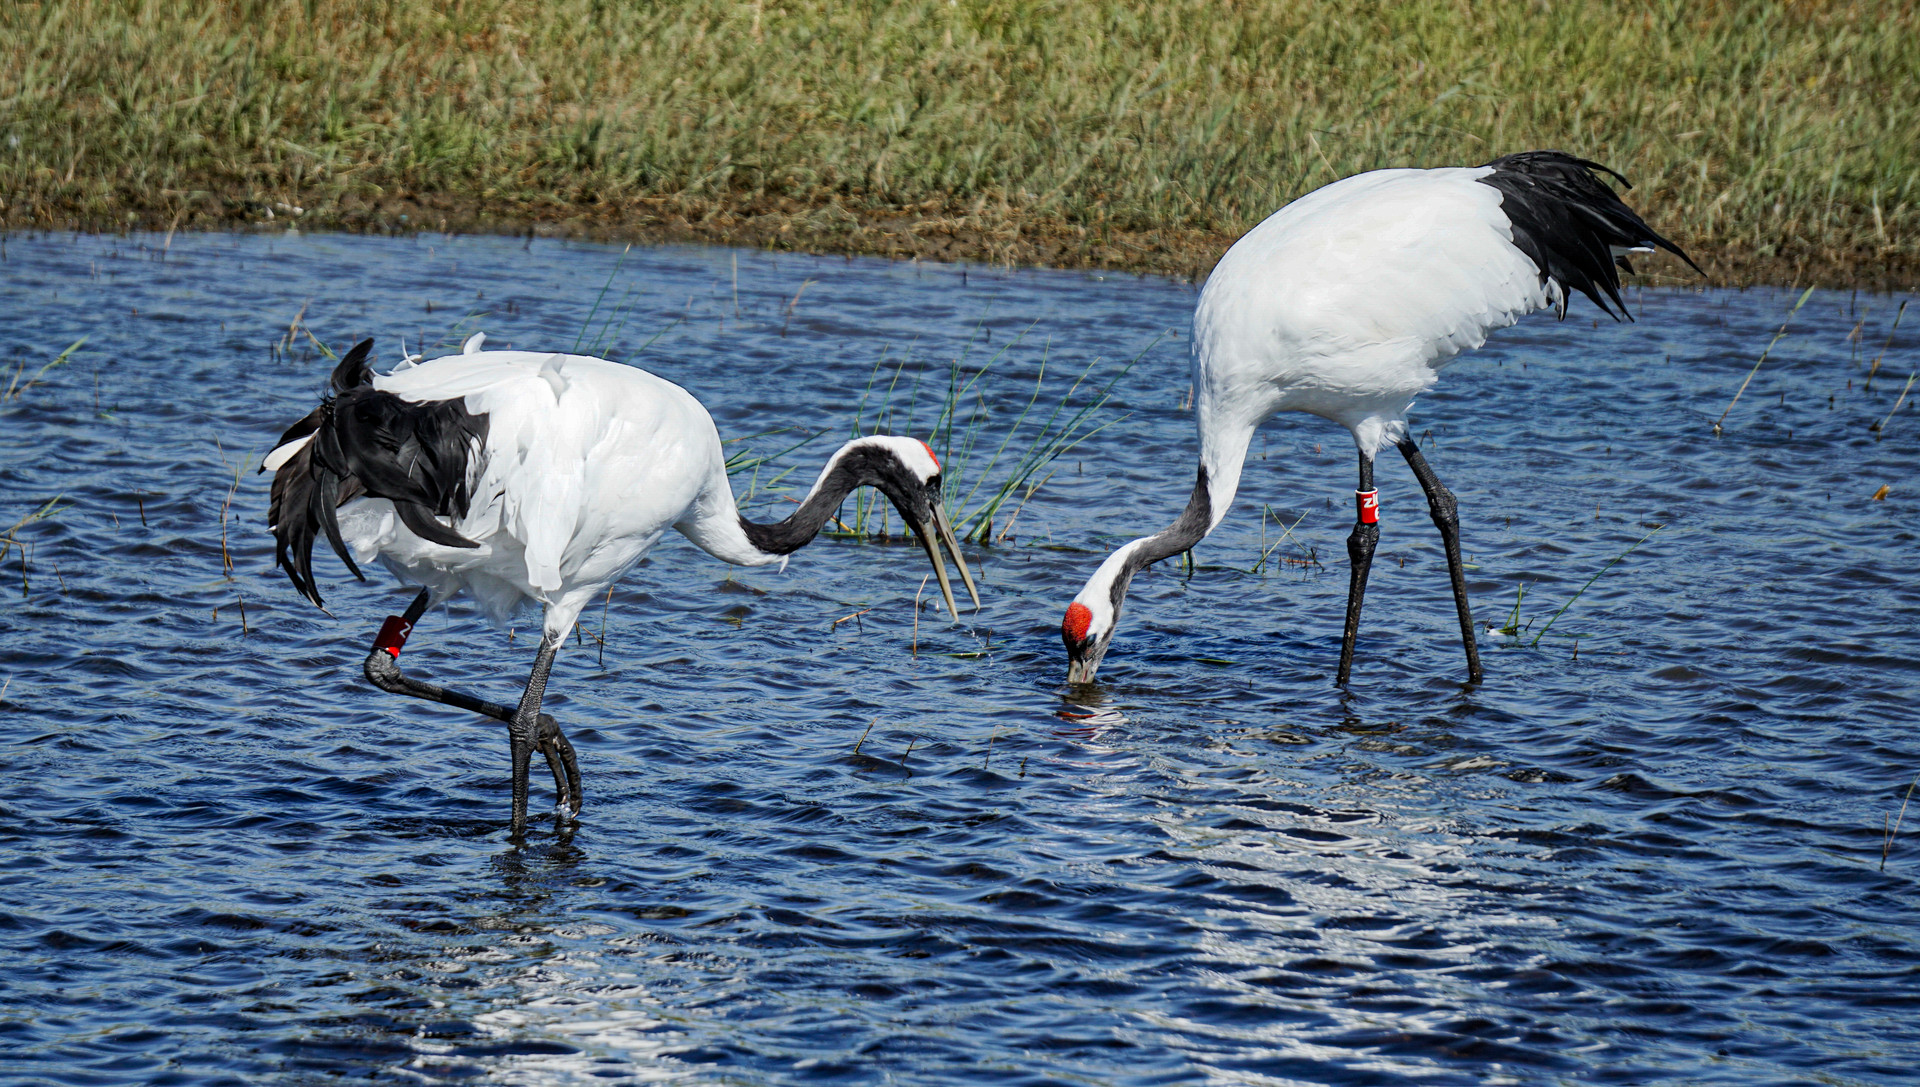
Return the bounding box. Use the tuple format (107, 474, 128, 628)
(1477, 150, 1704, 321)
(266, 339, 488, 608)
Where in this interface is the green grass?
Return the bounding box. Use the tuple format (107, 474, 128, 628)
(2, 1, 1915, 284)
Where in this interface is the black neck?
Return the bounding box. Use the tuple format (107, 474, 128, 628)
(1128, 467, 1212, 574)
(738, 458, 864, 556)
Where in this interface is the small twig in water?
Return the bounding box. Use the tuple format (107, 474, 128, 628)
(1715, 286, 1815, 436)
(1, 494, 70, 564)
(911, 573, 929, 656)
(1864, 299, 1907, 392)
(780, 278, 815, 337)
(832, 607, 872, 631)
(1884, 772, 1918, 871)
(1251, 505, 1312, 574)
(218, 452, 254, 575)
(280, 300, 309, 356)
(162, 205, 187, 256)
(1871, 371, 1917, 437)
(597, 584, 614, 667)
(2, 338, 85, 404)
(853, 718, 876, 756)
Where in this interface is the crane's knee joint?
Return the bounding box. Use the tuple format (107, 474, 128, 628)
(508, 711, 540, 748)
(364, 650, 405, 693)
(1427, 488, 1459, 531)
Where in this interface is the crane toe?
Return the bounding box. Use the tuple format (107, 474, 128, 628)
(535, 712, 582, 819)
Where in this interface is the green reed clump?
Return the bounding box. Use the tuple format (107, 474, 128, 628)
(932, 334, 1149, 543)
(2, 1, 1915, 283)
(826, 326, 1148, 543)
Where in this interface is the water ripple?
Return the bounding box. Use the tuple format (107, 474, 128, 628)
(1, 231, 1916, 1085)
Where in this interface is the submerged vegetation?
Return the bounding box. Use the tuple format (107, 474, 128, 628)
(2, 0, 1916, 286)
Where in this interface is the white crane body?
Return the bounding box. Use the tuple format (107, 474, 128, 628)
(263, 337, 975, 835)
(1193, 166, 1565, 527)
(321, 350, 789, 641)
(1062, 151, 1699, 685)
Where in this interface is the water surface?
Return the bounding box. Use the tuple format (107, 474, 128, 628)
(2, 231, 1918, 1086)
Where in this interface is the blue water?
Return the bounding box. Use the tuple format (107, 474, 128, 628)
(2, 230, 1917, 1086)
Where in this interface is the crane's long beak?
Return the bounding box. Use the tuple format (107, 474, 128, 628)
(914, 523, 961, 621)
(905, 497, 976, 622)
(929, 502, 980, 612)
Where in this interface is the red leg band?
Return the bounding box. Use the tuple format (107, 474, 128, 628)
(373, 615, 414, 658)
(1356, 489, 1380, 524)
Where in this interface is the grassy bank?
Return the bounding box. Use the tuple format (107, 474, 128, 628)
(3, 0, 1915, 287)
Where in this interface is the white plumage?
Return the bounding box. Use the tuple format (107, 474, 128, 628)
(338, 350, 769, 638)
(1061, 151, 1697, 686)
(1187, 166, 1548, 523)
(266, 339, 975, 835)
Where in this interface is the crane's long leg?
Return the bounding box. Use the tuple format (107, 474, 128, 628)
(361, 590, 583, 823)
(507, 632, 562, 838)
(1397, 438, 1483, 682)
(1337, 452, 1380, 686)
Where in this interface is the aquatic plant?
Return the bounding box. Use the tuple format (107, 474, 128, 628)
(1528, 524, 1666, 648)
(2, 339, 86, 406)
(1715, 287, 1816, 436)
(820, 325, 1148, 544)
(1250, 504, 1317, 576)
(1491, 583, 1531, 640)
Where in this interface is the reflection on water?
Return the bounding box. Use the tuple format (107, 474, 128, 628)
(1, 230, 1917, 1086)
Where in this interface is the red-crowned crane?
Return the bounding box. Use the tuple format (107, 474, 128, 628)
(264, 336, 978, 837)
(1059, 151, 1700, 686)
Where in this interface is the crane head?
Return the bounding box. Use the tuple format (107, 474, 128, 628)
(1061, 540, 1143, 684)
(833, 436, 980, 620)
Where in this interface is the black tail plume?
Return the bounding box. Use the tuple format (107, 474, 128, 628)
(1477, 150, 1704, 321)
(266, 339, 488, 609)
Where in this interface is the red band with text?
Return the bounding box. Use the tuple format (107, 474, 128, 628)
(1356, 489, 1380, 525)
(373, 615, 414, 658)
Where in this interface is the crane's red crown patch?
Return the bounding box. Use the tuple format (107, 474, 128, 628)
(1062, 602, 1093, 643)
(920, 440, 940, 470)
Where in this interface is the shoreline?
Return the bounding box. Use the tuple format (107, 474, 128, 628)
(7, 191, 1913, 294)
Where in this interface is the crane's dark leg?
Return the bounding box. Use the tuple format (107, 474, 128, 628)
(1397, 438, 1483, 682)
(362, 590, 583, 822)
(1337, 452, 1380, 686)
(507, 632, 562, 838)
